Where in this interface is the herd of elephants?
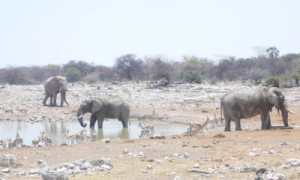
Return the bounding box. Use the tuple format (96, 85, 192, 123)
(43, 76, 295, 133)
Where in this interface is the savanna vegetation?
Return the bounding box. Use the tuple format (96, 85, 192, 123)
(0, 47, 300, 88)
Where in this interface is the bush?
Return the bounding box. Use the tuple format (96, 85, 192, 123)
(182, 70, 202, 83)
(66, 67, 81, 82)
(265, 76, 280, 87)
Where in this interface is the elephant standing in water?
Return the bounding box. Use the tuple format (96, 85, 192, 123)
(77, 97, 130, 129)
(43, 76, 69, 107)
(221, 86, 294, 131)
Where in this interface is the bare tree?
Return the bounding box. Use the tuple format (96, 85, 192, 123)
(266, 47, 279, 59)
(114, 54, 144, 80)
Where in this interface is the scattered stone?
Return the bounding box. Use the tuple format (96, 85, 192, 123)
(286, 159, 300, 167)
(249, 152, 257, 157)
(242, 164, 257, 172)
(102, 138, 110, 143)
(122, 148, 129, 154)
(146, 164, 153, 170)
(281, 140, 288, 146)
(22, 158, 113, 178)
(150, 135, 166, 139)
(187, 168, 210, 174)
(2, 168, 10, 173)
(256, 168, 268, 175)
(269, 149, 277, 154)
(0, 154, 16, 167)
(173, 175, 182, 180)
(193, 163, 200, 168)
(213, 134, 225, 138)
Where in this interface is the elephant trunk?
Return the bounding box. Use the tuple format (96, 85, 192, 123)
(77, 109, 87, 127)
(281, 108, 288, 127)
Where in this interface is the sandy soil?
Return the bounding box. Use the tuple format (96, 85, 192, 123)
(0, 82, 300, 179)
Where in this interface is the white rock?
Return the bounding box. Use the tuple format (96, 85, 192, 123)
(122, 148, 129, 154)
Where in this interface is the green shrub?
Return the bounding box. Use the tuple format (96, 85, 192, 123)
(66, 67, 81, 82)
(265, 76, 280, 87)
(182, 70, 202, 84)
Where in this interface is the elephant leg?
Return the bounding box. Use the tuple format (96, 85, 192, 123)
(90, 114, 97, 129)
(260, 112, 270, 130)
(97, 114, 105, 129)
(267, 116, 271, 129)
(235, 118, 242, 131)
(60, 94, 63, 107)
(53, 94, 57, 106)
(43, 94, 50, 106)
(50, 96, 53, 106)
(119, 112, 129, 128)
(224, 113, 231, 131)
(119, 117, 128, 128)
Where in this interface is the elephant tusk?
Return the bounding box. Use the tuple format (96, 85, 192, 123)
(78, 114, 83, 119)
(286, 109, 295, 114)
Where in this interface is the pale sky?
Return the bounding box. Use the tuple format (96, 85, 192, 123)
(0, 0, 299, 68)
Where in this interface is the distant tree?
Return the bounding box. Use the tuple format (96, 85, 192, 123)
(266, 47, 279, 59)
(114, 54, 144, 80)
(94, 65, 115, 81)
(180, 56, 204, 83)
(66, 67, 81, 82)
(215, 59, 236, 81)
(265, 76, 280, 87)
(249, 68, 269, 84)
(63, 60, 95, 76)
(145, 56, 174, 82)
(47, 64, 62, 77)
(2, 67, 29, 84)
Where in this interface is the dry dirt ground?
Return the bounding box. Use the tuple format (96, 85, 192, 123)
(0, 82, 300, 179)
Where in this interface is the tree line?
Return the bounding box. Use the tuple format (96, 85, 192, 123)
(1, 47, 300, 87)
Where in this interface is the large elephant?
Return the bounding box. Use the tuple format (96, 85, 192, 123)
(221, 86, 294, 131)
(43, 76, 69, 107)
(77, 97, 130, 129)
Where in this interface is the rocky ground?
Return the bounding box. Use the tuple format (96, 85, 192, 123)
(0, 82, 300, 179)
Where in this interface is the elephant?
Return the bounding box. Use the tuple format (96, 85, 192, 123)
(77, 97, 130, 129)
(43, 76, 69, 107)
(220, 86, 294, 131)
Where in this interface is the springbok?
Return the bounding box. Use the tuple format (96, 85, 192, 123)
(40, 131, 52, 146)
(138, 121, 154, 138)
(13, 133, 23, 147)
(32, 136, 41, 147)
(186, 116, 210, 136)
(65, 130, 76, 144)
(0, 139, 6, 148)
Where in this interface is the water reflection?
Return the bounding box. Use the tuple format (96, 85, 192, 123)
(0, 120, 188, 146)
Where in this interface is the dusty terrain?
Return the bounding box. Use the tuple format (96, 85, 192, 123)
(0, 82, 300, 179)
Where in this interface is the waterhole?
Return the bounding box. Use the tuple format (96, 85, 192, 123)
(0, 120, 188, 146)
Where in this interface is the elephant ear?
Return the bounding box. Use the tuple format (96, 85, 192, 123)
(268, 88, 281, 113)
(91, 100, 102, 114)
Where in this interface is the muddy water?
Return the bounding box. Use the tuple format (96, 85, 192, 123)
(0, 120, 188, 146)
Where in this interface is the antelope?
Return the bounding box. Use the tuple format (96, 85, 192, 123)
(90, 129, 96, 142)
(79, 129, 90, 143)
(210, 114, 224, 128)
(14, 133, 23, 147)
(186, 116, 210, 136)
(0, 139, 6, 148)
(39, 131, 52, 146)
(65, 130, 76, 144)
(32, 136, 41, 147)
(7, 138, 15, 148)
(41, 135, 52, 146)
(138, 121, 154, 138)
